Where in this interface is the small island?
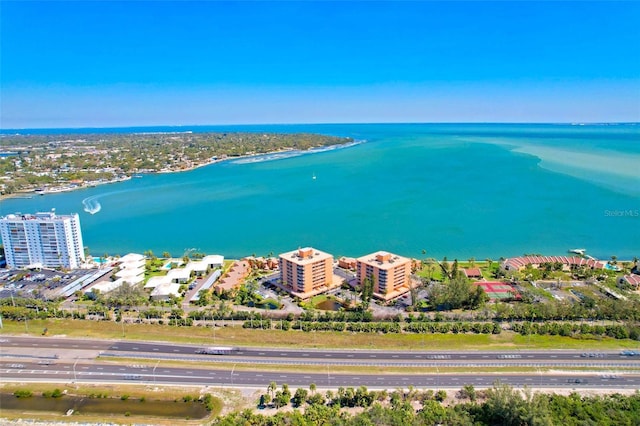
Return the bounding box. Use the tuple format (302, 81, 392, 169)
(0, 132, 353, 197)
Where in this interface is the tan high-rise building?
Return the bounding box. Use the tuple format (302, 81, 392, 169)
(356, 251, 412, 301)
(279, 247, 334, 299)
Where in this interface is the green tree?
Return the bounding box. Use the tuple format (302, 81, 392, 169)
(292, 388, 308, 407)
(359, 276, 375, 311)
(267, 381, 277, 400)
(482, 382, 552, 426)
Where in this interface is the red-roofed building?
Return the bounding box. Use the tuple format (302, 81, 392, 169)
(502, 255, 607, 272)
(618, 273, 640, 288)
(462, 268, 483, 279)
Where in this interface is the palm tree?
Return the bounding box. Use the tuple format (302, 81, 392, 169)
(267, 381, 277, 400)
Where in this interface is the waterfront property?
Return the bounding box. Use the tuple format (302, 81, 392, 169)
(0, 211, 85, 269)
(338, 256, 357, 270)
(143, 255, 226, 296)
(243, 256, 278, 271)
(214, 260, 250, 294)
(501, 255, 607, 272)
(112, 253, 145, 286)
(279, 247, 339, 299)
(356, 251, 412, 301)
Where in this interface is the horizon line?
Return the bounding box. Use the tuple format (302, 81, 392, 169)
(2, 121, 638, 132)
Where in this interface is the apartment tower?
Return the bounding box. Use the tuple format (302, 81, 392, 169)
(279, 247, 333, 299)
(0, 211, 85, 269)
(356, 251, 411, 301)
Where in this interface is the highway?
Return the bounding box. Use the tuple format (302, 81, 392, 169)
(1, 360, 639, 390)
(3, 336, 640, 368)
(2, 336, 640, 390)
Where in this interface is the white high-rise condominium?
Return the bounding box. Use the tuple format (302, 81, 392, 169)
(0, 211, 85, 269)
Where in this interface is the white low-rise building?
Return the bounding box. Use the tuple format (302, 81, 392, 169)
(150, 282, 182, 301)
(118, 253, 145, 270)
(189, 260, 208, 276)
(167, 267, 192, 283)
(144, 275, 169, 290)
(202, 255, 224, 268)
(89, 279, 127, 294)
(114, 267, 144, 285)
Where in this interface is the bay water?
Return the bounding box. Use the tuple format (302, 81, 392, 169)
(1, 123, 638, 260)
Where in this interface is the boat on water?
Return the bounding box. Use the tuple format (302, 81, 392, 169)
(569, 248, 586, 256)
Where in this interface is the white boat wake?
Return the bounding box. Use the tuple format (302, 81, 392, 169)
(82, 195, 102, 214)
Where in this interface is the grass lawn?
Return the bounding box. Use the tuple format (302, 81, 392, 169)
(1, 319, 638, 351)
(310, 294, 329, 305)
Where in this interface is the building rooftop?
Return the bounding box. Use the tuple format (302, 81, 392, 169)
(1, 211, 78, 221)
(279, 247, 333, 265)
(357, 251, 410, 269)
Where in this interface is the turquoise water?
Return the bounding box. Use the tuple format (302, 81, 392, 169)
(1, 123, 638, 260)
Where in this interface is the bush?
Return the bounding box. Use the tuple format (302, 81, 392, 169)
(14, 389, 33, 398)
(121, 394, 129, 400)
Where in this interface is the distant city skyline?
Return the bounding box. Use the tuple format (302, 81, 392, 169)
(1, 1, 639, 129)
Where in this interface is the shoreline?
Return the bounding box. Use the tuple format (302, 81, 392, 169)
(0, 144, 347, 202)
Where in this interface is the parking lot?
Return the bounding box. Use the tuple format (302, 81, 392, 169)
(0, 268, 106, 300)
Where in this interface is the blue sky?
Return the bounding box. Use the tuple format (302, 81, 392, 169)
(1, 1, 639, 128)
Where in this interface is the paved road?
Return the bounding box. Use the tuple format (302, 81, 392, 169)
(3, 336, 640, 368)
(1, 360, 638, 390)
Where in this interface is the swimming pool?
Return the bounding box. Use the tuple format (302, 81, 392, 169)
(604, 263, 621, 271)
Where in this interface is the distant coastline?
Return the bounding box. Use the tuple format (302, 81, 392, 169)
(0, 141, 359, 202)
